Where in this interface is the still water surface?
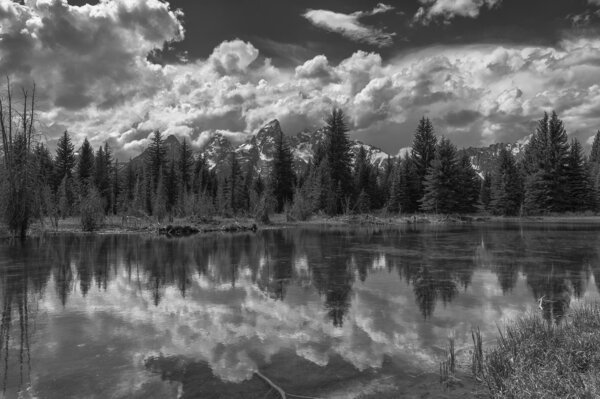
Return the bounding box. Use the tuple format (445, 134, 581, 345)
(0, 224, 599, 398)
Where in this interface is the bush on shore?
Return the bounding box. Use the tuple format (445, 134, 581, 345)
(480, 304, 600, 398)
(80, 187, 105, 232)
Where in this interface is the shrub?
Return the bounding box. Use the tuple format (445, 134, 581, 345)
(80, 187, 105, 232)
(289, 187, 312, 221)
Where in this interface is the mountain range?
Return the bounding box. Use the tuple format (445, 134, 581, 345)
(131, 119, 528, 177)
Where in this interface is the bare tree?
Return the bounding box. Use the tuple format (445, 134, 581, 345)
(0, 77, 37, 238)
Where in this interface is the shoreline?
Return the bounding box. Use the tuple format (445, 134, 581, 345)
(4, 213, 600, 238)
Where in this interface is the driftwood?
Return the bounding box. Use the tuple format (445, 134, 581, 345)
(158, 222, 258, 237)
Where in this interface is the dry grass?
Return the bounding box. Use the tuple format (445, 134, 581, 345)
(479, 304, 600, 398)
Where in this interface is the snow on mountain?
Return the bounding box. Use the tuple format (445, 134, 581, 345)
(460, 137, 529, 177)
(201, 132, 235, 170)
(129, 122, 532, 183)
(351, 141, 391, 170)
(202, 120, 393, 175)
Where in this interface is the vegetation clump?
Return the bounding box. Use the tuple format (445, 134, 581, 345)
(479, 305, 600, 398)
(80, 186, 104, 232)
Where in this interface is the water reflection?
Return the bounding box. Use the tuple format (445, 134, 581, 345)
(0, 224, 598, 397)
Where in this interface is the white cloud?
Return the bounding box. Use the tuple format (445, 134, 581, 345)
(303, 4, 396, 48)
(2, 1, 600, 158)
(415, 0, 502, 24)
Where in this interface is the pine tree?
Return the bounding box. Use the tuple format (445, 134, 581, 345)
(125, 160, 136, 205)
(479, 172, 492, 210)
(547, 111, 570, 211)
(270, 129, 295, 212)
(456, 154, 480, 213)
(324, 108, 354, 214)
(565, 139, 594, 212)
(111, 159, 120, 215)
(54, 130, 76, 189)
(178, 138, 194, 193)
(411, 117, 437, 203)
(522, 111, 570, 213)
(153, 167, 167, 222)
(420, 138, 459, 214)
(224, 152, 243, 214)
(590, 130, 600, 164)
(77, 138, 95, 191)
(379, 156, 394, 206)
(165, 159, 179, 217)
(58, 175, 70, 218)
(93, 146, 108, 211)
(146, 130, 167, 190)
(388, 156, 418, 214)
(490, 147, 523, 216)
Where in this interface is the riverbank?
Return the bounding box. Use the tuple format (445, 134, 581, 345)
(477, 304, 600, 398)
(6, 212, 600, 238)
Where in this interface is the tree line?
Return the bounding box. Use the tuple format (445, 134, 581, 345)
(2, 86, 600, 236)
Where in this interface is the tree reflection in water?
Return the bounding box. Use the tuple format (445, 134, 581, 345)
(0, 224, 598, 396)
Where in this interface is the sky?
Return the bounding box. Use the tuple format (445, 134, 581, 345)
(1, 0, 600, 159)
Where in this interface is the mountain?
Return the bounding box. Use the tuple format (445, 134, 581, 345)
(459, 137, 529, 177)
(129, 133, 182, 170)
(125, 121, 530, 180)
(201, 119, 391, 175)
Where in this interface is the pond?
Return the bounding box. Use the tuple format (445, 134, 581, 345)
(0, 223, 599, 398)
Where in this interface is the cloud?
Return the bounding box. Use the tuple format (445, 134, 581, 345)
(415, 0, 502, 24)
(2, 1, 600, 158)
(302, 4, 396, 47)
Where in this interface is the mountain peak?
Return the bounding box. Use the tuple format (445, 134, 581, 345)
(256, 119, 283, 144)
(263, 119, 280, 130)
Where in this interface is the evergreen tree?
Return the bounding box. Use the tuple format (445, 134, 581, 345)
(54, 130, 76, 189)
(456, 154, 480, 213)
(411, 117, 437, 203)
(153, 167, 167, 222)
(178, 138, 194, 193)
(490, 147, 523, 216)
(124, 160, 136, 205)
(111, 159, 120, 214)
(590, 130, 600, 164)
(479, 172, 492, 211)
(270, 129, 295, 212)
(165, 159, 179, 216)
(379, 156, 394, 206)
(388, 156, 419, 214)
(420, 138, 460, 214)
(565, 139, 594, 212)
(547, 111, 570, 211)
(354, 146, 377, 211)
(94, 146, 109, 211)
(146, 130, 167, 190)
(33, 143, 54, 188)
(324, 108, 353, 214)
(522, 111, 570, 213)
(77, 138, 95, 190)
(224, 152, 244, 214)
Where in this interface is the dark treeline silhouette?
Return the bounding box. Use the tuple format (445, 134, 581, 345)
(4, 107, 600, 234)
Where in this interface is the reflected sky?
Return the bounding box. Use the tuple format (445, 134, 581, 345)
(0, 224, 599, 398)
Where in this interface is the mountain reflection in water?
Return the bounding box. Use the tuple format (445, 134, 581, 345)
(0, 224, 599, 398)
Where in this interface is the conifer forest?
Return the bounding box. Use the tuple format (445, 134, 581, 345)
(3, 98, 599, 237)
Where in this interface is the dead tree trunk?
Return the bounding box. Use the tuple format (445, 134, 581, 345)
(0, 77, 36, 239)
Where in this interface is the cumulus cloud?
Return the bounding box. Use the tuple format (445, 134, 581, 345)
(2, 0, 600, 158)
(415, 0, 502, 24)
(303, 4, 396, 47)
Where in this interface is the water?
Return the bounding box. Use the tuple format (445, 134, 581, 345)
(0, 223, 599, 398)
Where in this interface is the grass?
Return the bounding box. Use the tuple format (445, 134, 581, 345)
(478, 304, 600, 398)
